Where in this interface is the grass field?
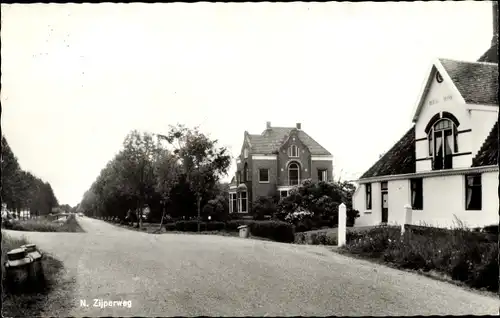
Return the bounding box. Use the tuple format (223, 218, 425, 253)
(1, 231, 73, 317)
(3, 214, 84, 233)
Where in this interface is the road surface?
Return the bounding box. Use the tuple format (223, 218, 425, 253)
(4, 216, 499, 316)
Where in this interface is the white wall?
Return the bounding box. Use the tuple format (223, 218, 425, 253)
(354, 172, 498, 229)
(354, 182, 382, 227)
(387, 179, 411, 226)
(469, 108, 498, 157)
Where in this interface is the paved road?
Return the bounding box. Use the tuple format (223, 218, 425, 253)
(4, 216, 499, 316)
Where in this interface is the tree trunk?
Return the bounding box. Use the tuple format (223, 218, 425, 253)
(197, 194, 202, 232)
(159, 200, 167, 232)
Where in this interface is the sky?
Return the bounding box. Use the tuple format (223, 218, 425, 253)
(1, 2, 494, 206)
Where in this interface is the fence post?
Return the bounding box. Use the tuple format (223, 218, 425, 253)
(338, 203, 346, 247)
(402, 204, 412, 235)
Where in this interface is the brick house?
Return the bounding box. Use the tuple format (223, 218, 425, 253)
(352, 3, 498, 229)
(228, 122, 333, 217)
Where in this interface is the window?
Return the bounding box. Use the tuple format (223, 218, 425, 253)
(237, 172, 241, 184)
(280, 190, 288, 199)
(428, 119, 457, 170)
(288, 162, 300, 185)
(288, 145, 299, 157)
(410, 178, 423, 210)
(239, 191, 248, 213)
(318, 169, 328, 182)
(243, 148, 249, 159)
(465, 174, 482, 210)
(365, 184, 372, 210)
(381, 181, 388, 191)
(259, 169, 269, 183)
(229, 193, 238, 213)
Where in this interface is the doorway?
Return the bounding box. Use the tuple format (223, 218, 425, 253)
(381, 182, 388, 223)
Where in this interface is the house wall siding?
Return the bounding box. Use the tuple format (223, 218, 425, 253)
(354, 172, 498, 228)
(278, 132, 311, 186)
(353, 182, 382, 227)
(311, 160, 333, 182)
(252, 159, 278, 203)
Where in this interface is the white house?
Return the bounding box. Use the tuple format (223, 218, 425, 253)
(352, 12, 498, 229)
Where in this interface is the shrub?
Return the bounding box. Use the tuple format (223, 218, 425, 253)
(206, 221, 226, 232)
(247, 220, 295, 243)
(345, 226, 401, 257)
(252, 196, 278, 220)
(164, 223, 176, 231)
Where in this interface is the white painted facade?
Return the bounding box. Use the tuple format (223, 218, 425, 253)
(353, 59, 498, 229)
(353, 170, 498, 228)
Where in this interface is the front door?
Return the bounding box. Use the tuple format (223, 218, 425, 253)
(381, 192, 388, 223)
(381, 182, 388, 223)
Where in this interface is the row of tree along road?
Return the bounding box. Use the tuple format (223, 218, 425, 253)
(78, 124, 360, 232)
(1, 135, 59, 218)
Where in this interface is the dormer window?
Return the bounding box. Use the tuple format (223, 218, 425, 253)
(288, 145, 299, 158)
(243, 148, 249, 159)
(428, 118, 458, 170)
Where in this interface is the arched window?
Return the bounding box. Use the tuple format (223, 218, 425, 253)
(288, 162, 300, 185)
(428, 118, 457, 170)
(288, 145, 299, 158)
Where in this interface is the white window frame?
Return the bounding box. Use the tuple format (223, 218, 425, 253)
(259, 169, 270, 183)
(288, 162, 300, 186)
(318, 169, 328, 182)
(288, 145, 299, 158)
(428, 118, 457, 169)
(229, 193, 237, 213)
(239, 191, 248, 213)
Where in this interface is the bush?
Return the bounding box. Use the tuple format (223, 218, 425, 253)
(252, 196, 278, 220)
(247, 220, 295, 243)
(164, 223, 176, 231)
(344, 224, 499, 293)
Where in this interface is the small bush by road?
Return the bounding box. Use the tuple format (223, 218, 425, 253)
(1, 231, 72, 317)
(342, 224, 498, 293)
(4, 214, 84, 233)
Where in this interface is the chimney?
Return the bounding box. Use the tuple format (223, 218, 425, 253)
(266, 121, 271, 129)
(296, 123, 301, 130)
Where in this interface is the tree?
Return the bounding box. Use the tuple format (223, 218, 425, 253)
(277, 179, 360, 228)
(161, 124, 231, 231)
(252, 196, 277, 220)
(152, 141, 181, 231)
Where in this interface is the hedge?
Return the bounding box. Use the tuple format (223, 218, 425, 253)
(163, 220, 295, 243)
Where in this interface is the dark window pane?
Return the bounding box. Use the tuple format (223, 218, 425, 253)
(259, 169, 269, 182)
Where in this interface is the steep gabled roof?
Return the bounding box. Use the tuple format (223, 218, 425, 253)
(478, 42, 498, 63)
(246, 126, 331, 155)
(360, 126, 416, 179)
(438, 59, 498, 106)
(472, 121, 498, 167)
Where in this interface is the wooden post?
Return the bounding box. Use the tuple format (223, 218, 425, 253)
(402, 204, 412, 235)
(338, 203, 346, 247)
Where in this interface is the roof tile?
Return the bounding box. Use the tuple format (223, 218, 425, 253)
(247, 127, 331, 155)
(360, 126, 416, 179)
(439, 59, 498, 106)
(472, 121, 498, 167)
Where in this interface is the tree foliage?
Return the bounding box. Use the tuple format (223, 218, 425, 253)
(1, 135, 59, 215)
(275, 179, 360, 228)
(78, 126, 232, 225)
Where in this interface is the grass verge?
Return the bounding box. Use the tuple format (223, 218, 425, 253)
(3, 214, 84, 233)
(1, 231, 74, 317)
(340, 224, 498, 293)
